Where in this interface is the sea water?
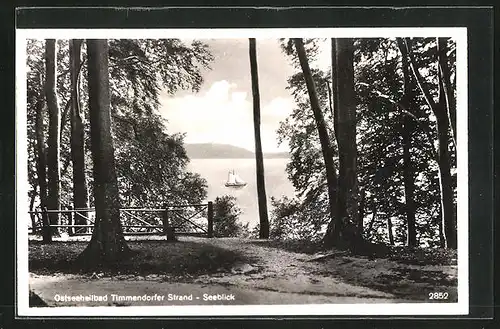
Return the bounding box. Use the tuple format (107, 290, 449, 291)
(187, 158, 295, 228)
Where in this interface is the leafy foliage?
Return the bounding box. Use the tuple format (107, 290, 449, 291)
(213, 195, 249, 238)
(106, 39, 213, 207)
(273, 41, 337, 242)
(26, 38, 214, 220)
(269, 196, 328, 242)
(114, 112, 207, 207)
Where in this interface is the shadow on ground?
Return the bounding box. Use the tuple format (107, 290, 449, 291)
(312, 254, 458, 302)
(245, 239, 458, 302)
(247, 239, 324, 255)
(29, 240, 254, 277)
(29, 290, 48, 307)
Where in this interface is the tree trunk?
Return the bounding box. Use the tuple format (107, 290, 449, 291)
(365, 202, 377, 241)
(249, 38, 270, 239)
(437, 206, 445, 247)
(76, 39, 131, 266)
(334, 38, 359, 245)
(293, 38, 340, 248)
(44, 39, 60, 236)
(435, 41, 457, 250)
(402, 119, 417, 247)
(69, 39, 89, 233)
(436, 40, 457, 249)
(330, 38, 339, 143)
(387, 215, 395, 246)
(29, 188, 37, 234)
(357, 189, 365, 238)
(437, 37, 456, 146)
(399, 43, 417, 247)
(34, 82, 51, 243)
(435, 107, 457, 249)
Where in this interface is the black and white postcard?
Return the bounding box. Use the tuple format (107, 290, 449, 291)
(16, 26, 469, 317)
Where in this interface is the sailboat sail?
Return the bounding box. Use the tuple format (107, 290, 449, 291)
(225, 170, 247, 187)
(234, 174, 245, 184)
(227, 171, 236, 184)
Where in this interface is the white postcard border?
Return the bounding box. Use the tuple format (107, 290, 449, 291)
(16, 27, 468, 317)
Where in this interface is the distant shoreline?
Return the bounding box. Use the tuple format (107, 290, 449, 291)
(188, 156, 290, 160)
(185, 143, 290, 159)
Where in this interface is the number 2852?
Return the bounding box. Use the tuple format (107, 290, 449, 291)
(428, 292, 449, 300)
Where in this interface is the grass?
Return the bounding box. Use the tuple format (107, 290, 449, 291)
(248, 238, 457, 265)
(387, 246, 457, 265)
(29, 240, 252, 277)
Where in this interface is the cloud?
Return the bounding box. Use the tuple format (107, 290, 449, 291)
(205, 80, 238, 102)
(262, 97, 295, 119)
(160, 80, 253, 150)
(193, 39, 296, 105)
(314, 39, 332, 72)
(157, 38, 335, 154)
(159, 80, 293, 153)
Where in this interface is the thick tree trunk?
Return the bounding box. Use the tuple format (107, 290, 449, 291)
(76, 39, 131, 266)
(44, 39, 61, 236)
(330, 38, 339, 143)
(399, 44, 417, 247)
(249, 38, 270, 239)
(293, 38, 340, 247)
(437, 37, 456, 146)
(334, 38, 360, 245)
(34, 86, 51, 243)
(69, 39, 89, 233)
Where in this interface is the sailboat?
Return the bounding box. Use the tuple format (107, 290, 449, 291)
(225, 169, 247, 188)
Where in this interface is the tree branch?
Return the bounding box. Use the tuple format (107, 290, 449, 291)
(326, 81, 334, 119)
(437, 37, 457, 148)
(59, 99, 71, 143)
(357, 82, 439, 162)
(112, 115, 140, 140)
(399, 38, 438, 114)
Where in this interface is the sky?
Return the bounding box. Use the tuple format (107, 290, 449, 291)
(158, 38, 330, 153)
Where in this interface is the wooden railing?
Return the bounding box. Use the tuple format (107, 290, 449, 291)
(28, 202, 214, 242)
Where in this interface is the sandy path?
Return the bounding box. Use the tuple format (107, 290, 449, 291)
(29, 274, 405, 308)
(188, 237, 396, 299)
(29, 236, 416, 309)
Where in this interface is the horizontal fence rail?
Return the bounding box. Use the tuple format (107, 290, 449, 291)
(28, 202, 214, 242)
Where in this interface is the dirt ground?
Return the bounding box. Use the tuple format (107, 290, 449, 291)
(28, 236, 458, 307)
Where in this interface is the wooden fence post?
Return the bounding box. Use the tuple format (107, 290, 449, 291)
(41, 206, 52, 243)
(207, 201, 214, 238)
(68, 205, 74, 236)
(163, 206, 176, 242)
